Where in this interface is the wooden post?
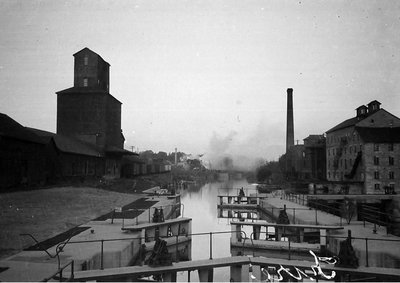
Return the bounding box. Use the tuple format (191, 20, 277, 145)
(320, 229, 327, 255)
(163, 272, 177, 282)
(198, 268, 214, 282)
(253, 225, 261, 240)
(230, 264, 250, 282)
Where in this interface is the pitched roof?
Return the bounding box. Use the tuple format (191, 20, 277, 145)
(55, 87, 122, 104)
(73, 47, 110, 66)
(105, 145, 136, 156)
(27, 128, 102, 157)
(326, 108, 400, 134)
(356, 126, 400, 143)
(0, 113, 45, 144)
(326, 116, 360, 134)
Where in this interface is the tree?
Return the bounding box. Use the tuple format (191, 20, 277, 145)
(256, 165, 272, 183)
(255, 160, 284, 184)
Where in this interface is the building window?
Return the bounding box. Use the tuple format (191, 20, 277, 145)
(374, 184, 380, 190)
(374, 171, 380, 179)
(390, 183, 395, 191)
(374, 156, 379, 165)
(389, 143, 394, 151)
(83, 78, 88, 87)
(374, 144, 379, 151)
(389, 171, 395, 179)
(84, 56, 88, 65)
(389, 156, 394, 166)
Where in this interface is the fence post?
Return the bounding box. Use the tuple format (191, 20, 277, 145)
(176, 235, 179, 262)
(71, 260, 74, 281)
(365, 238, 369, 267)
(293, 208, 296, 224)
(149, 208, 151, 223)
(288, 237, 291, 260)
(101, 240, 104, 270)
(209, 232, 213, 260)
(315, 208, 318, 225)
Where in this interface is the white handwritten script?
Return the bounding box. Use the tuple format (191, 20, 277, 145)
(251, 251, 338, 281)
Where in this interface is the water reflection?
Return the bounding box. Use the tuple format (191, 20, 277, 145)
(177, 179, 257, 282)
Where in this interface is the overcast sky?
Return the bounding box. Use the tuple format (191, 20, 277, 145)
(1, 0, 399, 168)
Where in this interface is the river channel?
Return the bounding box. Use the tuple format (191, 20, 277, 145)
(176, 179, 258, 282)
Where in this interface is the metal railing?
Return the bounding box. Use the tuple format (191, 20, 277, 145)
(20, 233, 75, 269)
(359, 204, 400, 235)
(42, 260, 74, 282)
(40, 229, 248, 281)
(40, 226, 400, 281)
(244, 230, 400, 268)
(281, 192, 399, 233)
(260, 201, 344, 226)
(116, 203, 184, 227)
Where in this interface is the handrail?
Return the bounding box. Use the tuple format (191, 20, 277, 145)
(42, 260, 74, 282)
(281, 192, 399, 231)
(119, 203, 184, 227)
(239, 230, 400, 267)
(39, 227, 400, 281)
(20, 232, 75, 269)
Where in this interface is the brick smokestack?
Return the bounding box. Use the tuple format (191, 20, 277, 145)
(286, 88, 294, 153)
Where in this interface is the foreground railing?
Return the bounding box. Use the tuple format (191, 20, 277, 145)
(40, 225, 400, 281)
(281, 192, 399, 233)
(41, 260, 74, 282)
(238, 229, 400, 268)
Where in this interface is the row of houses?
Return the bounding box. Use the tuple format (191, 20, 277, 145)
(0, 48, 171, 190)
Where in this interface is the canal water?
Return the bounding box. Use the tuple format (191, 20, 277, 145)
(177, 179, 258, 282)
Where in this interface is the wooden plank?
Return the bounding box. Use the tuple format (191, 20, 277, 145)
(217, 195, 267, 198)
(307, 194, 396, 200)
(122, 217, 191, 231)
(230, 221, 343, 230)
(73, 256, 250, 281)
(218, 204, 258, 209)
(73, 255, 400, 281)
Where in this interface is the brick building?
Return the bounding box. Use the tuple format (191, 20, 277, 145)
(56, 48, 131, 178)
(326, 100, 400, 194)
(303, 135, 326, 181)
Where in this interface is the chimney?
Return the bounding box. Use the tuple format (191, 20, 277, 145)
(286, 88, 294, 153)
